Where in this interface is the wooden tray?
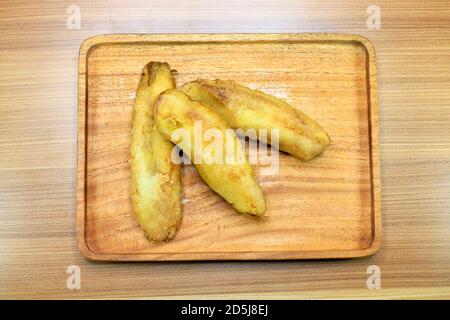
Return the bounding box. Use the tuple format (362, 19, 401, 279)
(77, 34, 381, 261)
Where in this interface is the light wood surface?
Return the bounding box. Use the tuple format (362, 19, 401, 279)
(78, 34, 380, 261)
(1, 0, 449, 298)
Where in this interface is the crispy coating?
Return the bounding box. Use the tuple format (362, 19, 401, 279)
(155, 89, 266, 216)
(181, 79, 330, 160)
(130, 62, 182, 241)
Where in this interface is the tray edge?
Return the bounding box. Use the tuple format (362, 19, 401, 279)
(76, 33, 382, 262)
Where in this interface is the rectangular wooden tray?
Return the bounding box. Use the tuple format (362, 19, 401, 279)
(77, 34, 381, 261)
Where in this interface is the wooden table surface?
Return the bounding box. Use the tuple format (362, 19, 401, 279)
(1, 0, 449, 299)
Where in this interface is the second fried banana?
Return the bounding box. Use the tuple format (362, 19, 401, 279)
(155, 89, 266, 216)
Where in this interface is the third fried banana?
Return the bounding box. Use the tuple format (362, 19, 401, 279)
(181, 79, 330, 161)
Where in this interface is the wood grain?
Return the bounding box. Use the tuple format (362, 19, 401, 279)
(78, 34, 380, 261)
(1, 0, 449, 298)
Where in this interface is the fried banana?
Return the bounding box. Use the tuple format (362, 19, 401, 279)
(130, 62, 182, 241)
(155, 89, 266, 216)
(180, 79, 330, 160)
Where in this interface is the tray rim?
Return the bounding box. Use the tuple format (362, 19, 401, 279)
(77, 33, 381, 261)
